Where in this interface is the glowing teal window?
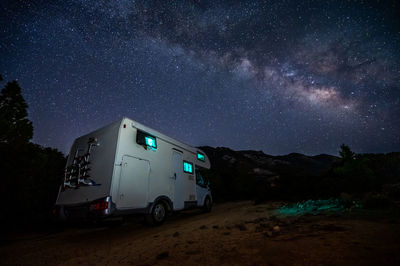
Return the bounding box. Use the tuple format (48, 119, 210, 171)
(136, 130, 157, 149)
(145, 136, 156, 148)
(197, 152, 205, 161)
(183, 161, 193, 174)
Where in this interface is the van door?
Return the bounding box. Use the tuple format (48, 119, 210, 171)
(172, 151, 184, 210)
(117, 155, 150, 209)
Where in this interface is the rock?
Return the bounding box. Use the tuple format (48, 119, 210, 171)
(264, 231, 273, 237)
(185, 250, 200, 255)
(236, 224, 247, 231)
(156, 251, 169, 260)
(255, 226, 264, 232)
(253, 167, 275, 175)
(273, 225, 280, 232)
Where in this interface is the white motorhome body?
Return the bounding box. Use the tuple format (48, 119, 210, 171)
(55, 118, 212, 223)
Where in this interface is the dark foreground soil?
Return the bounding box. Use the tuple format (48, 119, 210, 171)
(1, 201, 400, 265)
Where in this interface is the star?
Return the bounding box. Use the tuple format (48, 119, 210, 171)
(0, 0, 398, 155)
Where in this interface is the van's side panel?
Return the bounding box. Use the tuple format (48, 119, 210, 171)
(112, 118, 199, 211)
(113, 120, 173, 209)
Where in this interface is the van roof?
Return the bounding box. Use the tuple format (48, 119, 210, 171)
(123, 117, 198, 153)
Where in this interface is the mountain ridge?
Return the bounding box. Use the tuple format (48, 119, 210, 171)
(199, 146, 340, 177)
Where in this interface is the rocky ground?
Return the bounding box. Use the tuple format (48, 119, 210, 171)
(1, 201, 400, 265)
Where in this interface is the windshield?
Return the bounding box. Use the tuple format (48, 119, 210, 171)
(195, 168, 209, 188)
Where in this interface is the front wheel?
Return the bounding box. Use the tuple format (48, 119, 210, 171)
(203, 197, 212, 213)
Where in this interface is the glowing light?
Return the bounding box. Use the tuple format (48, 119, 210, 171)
(145, 136, 156, 148)
(197, 152, 205, 161)
(183, 161, 193, 174)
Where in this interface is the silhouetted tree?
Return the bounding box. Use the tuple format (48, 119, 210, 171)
(0, 76, 65, 227)
(339, 144, 355, 162)
(0, 80, 33, 145)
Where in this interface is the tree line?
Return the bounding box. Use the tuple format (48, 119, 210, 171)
(0, 75, 66, 227)
(201, 145, 400, 207)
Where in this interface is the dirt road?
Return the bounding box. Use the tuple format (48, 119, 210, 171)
(1, 201, 400, 265)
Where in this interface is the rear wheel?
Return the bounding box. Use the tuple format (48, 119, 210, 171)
(147, 202, 167, 225)
(203, 197, 212, 212)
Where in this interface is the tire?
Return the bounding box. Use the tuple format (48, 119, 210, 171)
(148, 202, 167, 225)
(203, 197, 212, 213)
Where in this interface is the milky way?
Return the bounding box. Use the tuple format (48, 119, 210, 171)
(1, 0, 399, 155)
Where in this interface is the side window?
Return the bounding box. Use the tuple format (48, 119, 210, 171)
(197, 152, 205, 162)
(136, 130, 157, 149)
(183, 161, 193, 174)
(195, 169, 205, 186)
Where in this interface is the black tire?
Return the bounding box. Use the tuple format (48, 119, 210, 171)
(203, 197, 212, 213)
(148, 202, 167, 225)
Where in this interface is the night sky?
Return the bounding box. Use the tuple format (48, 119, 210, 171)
(1, 0, 399, 155)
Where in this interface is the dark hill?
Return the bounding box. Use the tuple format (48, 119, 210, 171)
(201, 146, 339, 177)
(199, 146, 340, 201)
(199, 146, 400, 203)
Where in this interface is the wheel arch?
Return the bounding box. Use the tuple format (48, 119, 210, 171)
(149, 195, 173, 214)
(203, 192, 213, 205)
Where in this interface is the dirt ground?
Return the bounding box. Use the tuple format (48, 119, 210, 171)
(1, 201, 400, 265)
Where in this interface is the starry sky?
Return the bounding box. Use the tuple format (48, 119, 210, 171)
(1, 0, 399, 155)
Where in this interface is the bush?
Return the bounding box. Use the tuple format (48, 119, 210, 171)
(362, 193, 393, 209)
(382, 183, 400, 200)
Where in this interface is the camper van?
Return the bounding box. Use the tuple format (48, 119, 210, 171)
(55, 117, 212, 224)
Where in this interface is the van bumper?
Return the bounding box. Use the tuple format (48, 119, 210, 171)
(55, 196, 116, 221)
